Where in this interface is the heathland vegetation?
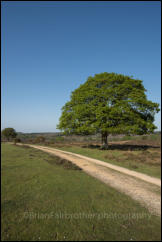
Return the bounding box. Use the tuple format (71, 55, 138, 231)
(1, 72, 161, 241)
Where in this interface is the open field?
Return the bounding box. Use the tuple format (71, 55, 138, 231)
(6, 131, 161, 145)
(1, 143, 161, 241)
(17, 143, 161, 214)
(17, 133, 161, 178)
(44, 136, 161, 179)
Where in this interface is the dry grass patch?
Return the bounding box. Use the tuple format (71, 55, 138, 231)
(122, 150, 161, 166)
(44, 156, 82, 170)
(104, 148, 161, 167)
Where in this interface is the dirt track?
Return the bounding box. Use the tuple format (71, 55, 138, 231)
(18, 144, 161, 216)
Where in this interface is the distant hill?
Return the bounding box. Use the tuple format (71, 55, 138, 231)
(16, 132, 63, 141)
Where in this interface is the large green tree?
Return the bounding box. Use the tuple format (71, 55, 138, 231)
(1, 128, 17, 141)
(57, 72, 160, 148)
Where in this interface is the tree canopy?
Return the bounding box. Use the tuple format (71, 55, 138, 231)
(2, 128, 17, 141)
(57, 72, 160, 148)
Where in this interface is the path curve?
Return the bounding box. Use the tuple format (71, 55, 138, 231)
(18, 144, 161, 216)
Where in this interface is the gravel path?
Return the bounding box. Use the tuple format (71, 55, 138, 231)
(19, 144, 161, 216)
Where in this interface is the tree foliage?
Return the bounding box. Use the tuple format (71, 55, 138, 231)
(57, 73, 160, 147)
(2, 128, 17, 141)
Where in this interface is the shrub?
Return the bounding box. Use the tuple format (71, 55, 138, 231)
(14, 138, 21, 144)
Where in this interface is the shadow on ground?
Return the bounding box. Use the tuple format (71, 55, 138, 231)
(82, 144, 160, 151)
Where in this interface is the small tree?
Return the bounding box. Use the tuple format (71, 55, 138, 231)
(57, 72, 160, 149)
(14, 138, 21, 145)
(1, 128, 17, 141)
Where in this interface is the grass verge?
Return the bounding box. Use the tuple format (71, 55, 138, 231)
(1, 143, 161, 241)
(49, 145, 161, 178)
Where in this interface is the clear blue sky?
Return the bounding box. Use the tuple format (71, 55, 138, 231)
(1, 1, 161, 133)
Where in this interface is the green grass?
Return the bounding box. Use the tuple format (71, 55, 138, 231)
(109, 133, 161, 142)
(1, 143, 161, 241)
(50, 145, 161, 178)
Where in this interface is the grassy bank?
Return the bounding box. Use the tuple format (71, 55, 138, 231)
(1, 143, 161, 241)
(48, 144, 161, 179)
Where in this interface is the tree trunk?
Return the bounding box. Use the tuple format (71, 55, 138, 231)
(101, 132, 109, 149)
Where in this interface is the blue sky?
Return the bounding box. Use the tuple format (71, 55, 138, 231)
(1, 1, 161, 132)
